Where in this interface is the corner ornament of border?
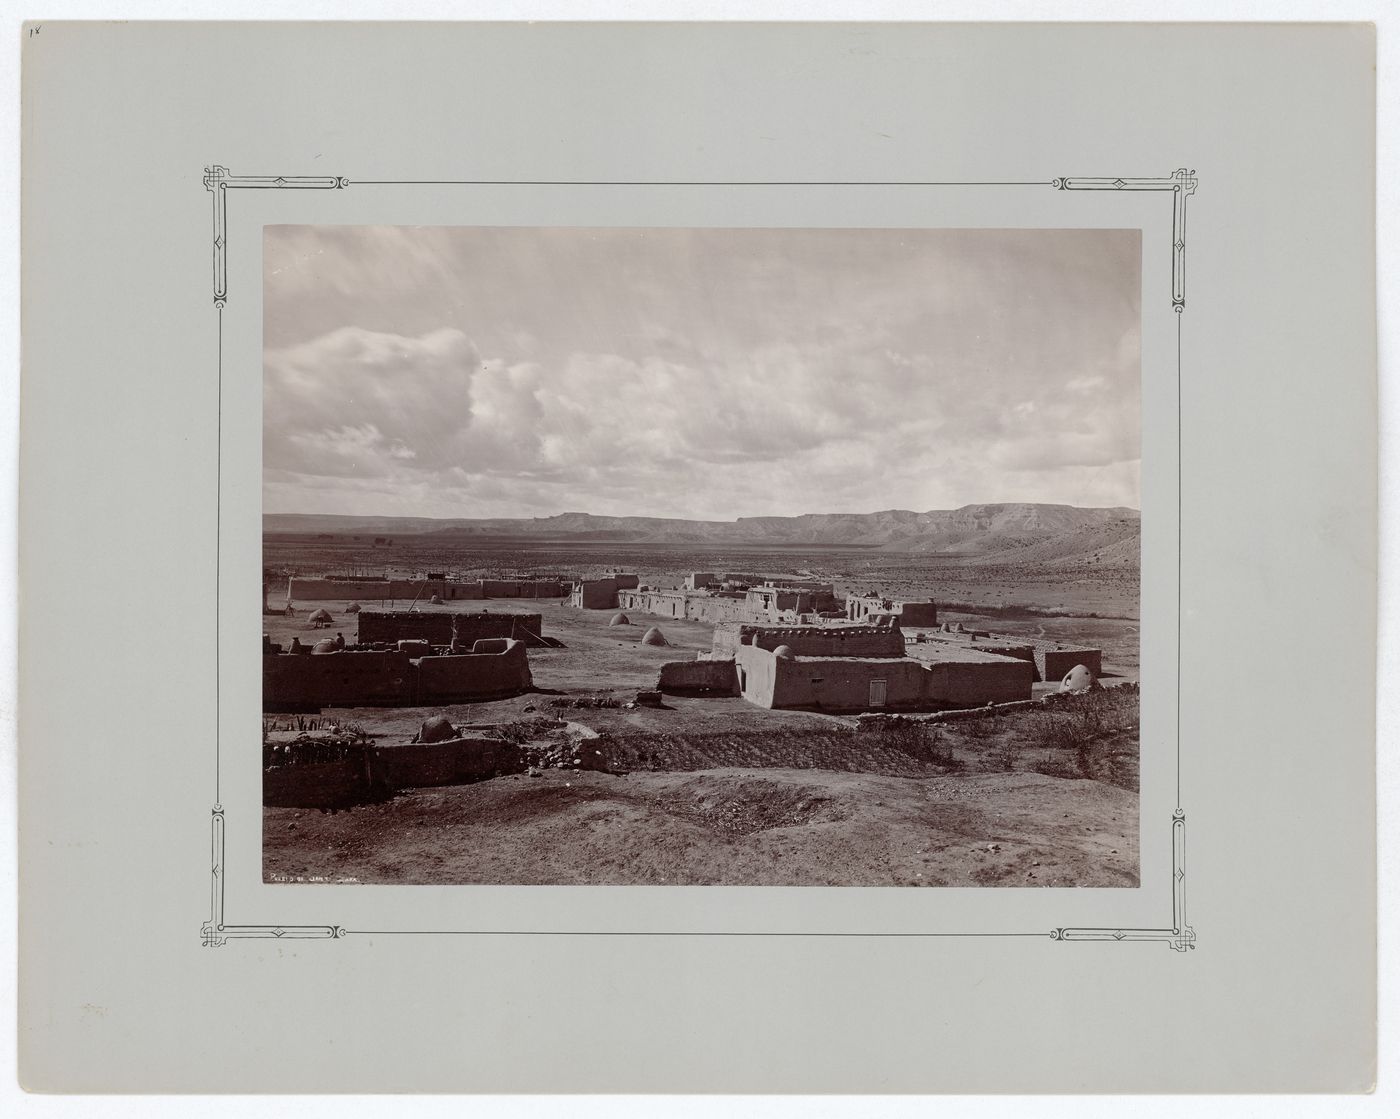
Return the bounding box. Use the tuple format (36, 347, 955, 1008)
(1051, 810, 1195, 952)
(203, 165, 346, 307)
(1053, 169, 1196, 312)
(201, 804, 346, 947)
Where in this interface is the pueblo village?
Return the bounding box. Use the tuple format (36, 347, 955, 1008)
(261, 505, 1141, 888)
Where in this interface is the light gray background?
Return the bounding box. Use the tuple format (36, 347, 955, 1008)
(18, 20, 1376, 1094)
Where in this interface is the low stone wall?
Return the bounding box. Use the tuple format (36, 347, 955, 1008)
(657, 658, 739, 694)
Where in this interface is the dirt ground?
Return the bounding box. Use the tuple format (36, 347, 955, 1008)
(265, 767, 1136, 887)
(264, 676, 1141, 888)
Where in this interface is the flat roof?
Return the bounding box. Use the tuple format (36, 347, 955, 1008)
(899, 644, 1037, 665)
(786, 646, 1018, 666)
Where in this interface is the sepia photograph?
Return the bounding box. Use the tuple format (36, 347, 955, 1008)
(260, 224, 1142, 887)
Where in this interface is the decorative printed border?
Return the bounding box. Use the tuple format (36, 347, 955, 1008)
(203, 168, 1194, 951)
(203, 166, 346, 307)
(1055, 169, 1197, 313)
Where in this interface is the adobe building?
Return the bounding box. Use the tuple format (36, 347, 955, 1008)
(566, 573, 641, 610)
(743, 582, 837, 618)
(569, 577, 621, 610)
(612, 575, 840, 627)
(845, 593, 939, 627)
(263, 634, 532, 713)
(659, 623, 1034, 712)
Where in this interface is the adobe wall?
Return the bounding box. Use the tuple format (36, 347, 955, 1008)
(289, 577, 482, 602)
(289, 577, 568, 603)
(917, 632, 1099, 683)
(657, 658, 739, 694)
(713, 623, 904, 658)
(570, 579, 619, 609)
(894, 601, 939, 626)
(414, 642, 532, 702)
(1041, 647, 1102, 682)
(687, 595, 762, 624)
(711, 622, 748, 655)
(925, 658, 1035, 705)
(644, 592, 687, 619)
(768, 654, 930, 711)
(357, 610, 543, 645)
(846, 595, 881, 621)
(918, 634, 1038, 673)
(613, 589, 777, 626)
(731, 642, 1033, 711)
(847, 596, 938, 625)
(289, 577, 409, 601)
(479, 579, 569, 598)
(264, 640, 531, 712)
(263, 650, 413, 712)
(263, 758, 377, 808)
(975, 641, 1036, 665)
(264, 739, 529, 805)
(763, 627, 904, 657)
(373, 738, 529, 787)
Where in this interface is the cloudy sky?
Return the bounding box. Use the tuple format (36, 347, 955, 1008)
(263, 225, 1140, 520)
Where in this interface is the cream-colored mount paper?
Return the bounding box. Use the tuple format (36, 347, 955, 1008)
(19, 22, 1375, 1093)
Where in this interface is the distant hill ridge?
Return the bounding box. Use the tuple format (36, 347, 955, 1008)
(264, 503, 1140, 563)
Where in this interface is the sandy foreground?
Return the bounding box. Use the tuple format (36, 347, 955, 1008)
(265, 764, 1137, 888)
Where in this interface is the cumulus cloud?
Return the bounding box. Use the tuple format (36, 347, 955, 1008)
(264, 226, 1141, 518)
